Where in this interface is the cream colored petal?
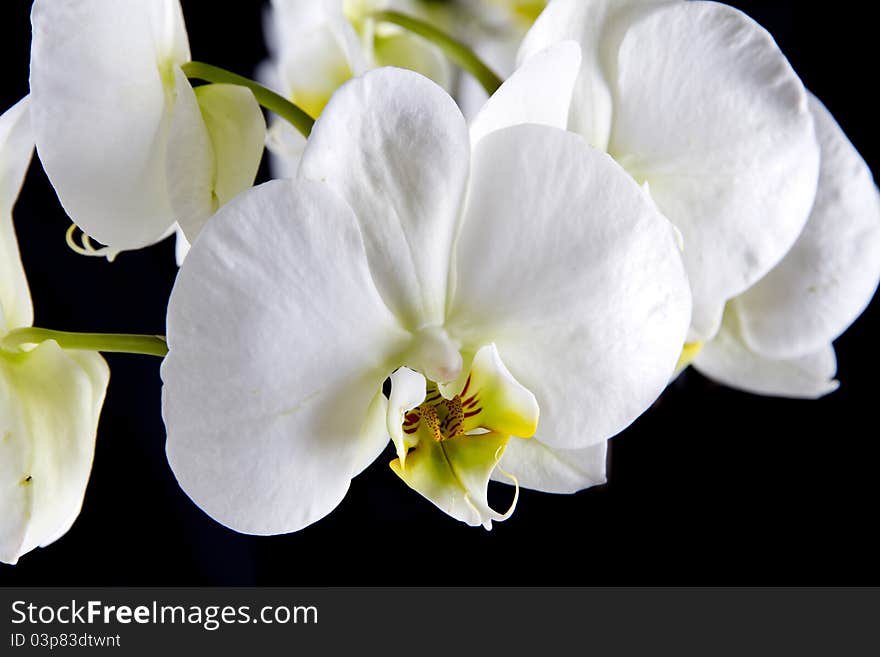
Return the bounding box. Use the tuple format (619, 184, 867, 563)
(736, 94, 880, 359)
(693, 307, 838, 399)
(518, 0, 675, 150)
(493, 437, 607, 494)
(608, 2, 820, 341)
(373, 30, 452, 90)
(196, 85, 266, 209)
(172, 83, 267, 241)
(0, 343, 109, 564)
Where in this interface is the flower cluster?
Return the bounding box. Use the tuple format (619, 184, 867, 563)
(1, 0, 877, 561)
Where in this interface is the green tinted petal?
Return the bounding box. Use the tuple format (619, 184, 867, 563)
(183, 83, 267, 238)
(0, 342, 109, 564)
(373, 31, 451, 89)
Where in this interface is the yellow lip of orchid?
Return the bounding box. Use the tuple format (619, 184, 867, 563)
(387, 343, 538, 529)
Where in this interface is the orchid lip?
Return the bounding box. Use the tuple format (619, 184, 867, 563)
(388, 343, 539, 528)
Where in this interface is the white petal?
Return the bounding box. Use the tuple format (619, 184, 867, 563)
(162, 179, 412, 535)
(518, 0, 674, 150)
(736, 94, 880, 359)
(29, 0, 191, 251)
(608, 2, 820, 340)
(470, 41, 581, 145)
(173, 225, 191, 267)
(0, 97, 34, 333)
(0, 342, 109, 565)
(299, 68, 470, 328)
(445, 125, 691, 450)
(693, 307, 838, 399)
(493, 437, 607, 494)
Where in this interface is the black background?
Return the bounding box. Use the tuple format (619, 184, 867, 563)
(1, 1, 877, 585)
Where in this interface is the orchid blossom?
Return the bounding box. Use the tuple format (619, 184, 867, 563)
(691, 95, 880, 398)
(1, 98, 110, 565)
(511, 0, 821, 345)
(161, 67, 692, 533)
(29, 0, 266, 258)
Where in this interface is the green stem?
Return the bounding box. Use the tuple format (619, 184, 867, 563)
(374, 10, 503, 96)
(182, 61, 315, 137)
(2, 328, 168, 358)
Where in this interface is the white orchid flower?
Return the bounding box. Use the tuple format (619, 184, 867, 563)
(1, 98, 110, 565)
(29, 0, 266, 257)
(506, 0, 820, 344)
(692, 95, 880, 398)
(161, 67, 692, 533)
(261, 0, 454, 178)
